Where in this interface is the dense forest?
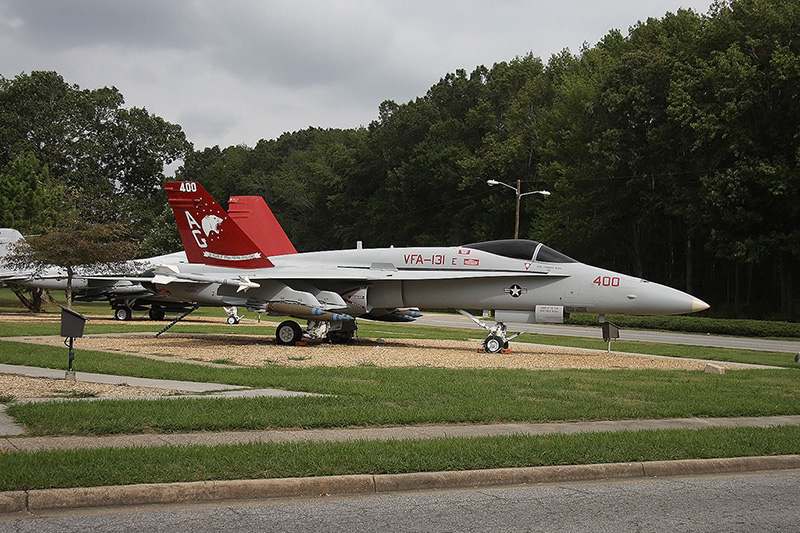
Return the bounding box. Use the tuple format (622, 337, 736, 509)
(1, 0, 798, 320)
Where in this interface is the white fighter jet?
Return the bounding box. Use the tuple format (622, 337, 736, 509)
(0, 227, 191, 320)
(143, 181, 709, 352)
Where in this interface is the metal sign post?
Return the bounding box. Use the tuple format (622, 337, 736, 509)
(60, 306, 88, 380)
(601, 322, 620, 353)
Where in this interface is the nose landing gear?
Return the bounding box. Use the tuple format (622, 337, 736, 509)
(457, 310, 521, 354)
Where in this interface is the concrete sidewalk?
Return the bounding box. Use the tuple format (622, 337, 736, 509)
(2, 419, 799, 515)
(2, 414, 800, 453)
(0, 363, 319, 395)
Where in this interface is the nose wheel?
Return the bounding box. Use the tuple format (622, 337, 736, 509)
(483, 335, 509, 354)
(223, 306, 242, 325)
(457, 310, 520, 354)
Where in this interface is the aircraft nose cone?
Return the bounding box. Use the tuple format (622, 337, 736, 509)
(625, 280, 710, 316)
(692, 298, 710, 313)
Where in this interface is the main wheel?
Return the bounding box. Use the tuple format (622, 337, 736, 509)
(484, 335, 504, 354)
(275, 320, 303, 345)
(226, 315, 240, 325)
(149, 307, 166, 321)
(114, 306, 132, 321)
(327, 330, 354, 344)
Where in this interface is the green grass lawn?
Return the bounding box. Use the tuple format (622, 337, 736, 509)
(6, 364, 798, 436)
(1, 290, 799, 491)
(2, 332, 798, 436)
(2, 426, 799, 491)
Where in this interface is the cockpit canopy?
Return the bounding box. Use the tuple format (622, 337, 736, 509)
(464, 240, 577, 263)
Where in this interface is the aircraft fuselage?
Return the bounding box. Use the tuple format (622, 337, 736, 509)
(147, 241, 706, 320)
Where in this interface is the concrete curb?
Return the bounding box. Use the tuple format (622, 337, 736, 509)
(3, 455, 799, 514)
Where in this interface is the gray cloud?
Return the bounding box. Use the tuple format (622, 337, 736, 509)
(2, 0, 191, 49)
(0, 0, 713, 150)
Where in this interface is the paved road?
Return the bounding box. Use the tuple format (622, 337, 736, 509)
(3, 470, 798, 532)
(416, 314, 800, 354)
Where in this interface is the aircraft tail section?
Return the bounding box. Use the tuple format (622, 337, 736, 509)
(0, 228, 25, 278)
(0, 229, 23, 260)
(228, 195, 297, 257)
(165, 181, 273, 269)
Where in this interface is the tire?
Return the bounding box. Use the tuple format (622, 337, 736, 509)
(226, 316, 239, 325)
(275, 320, 303, 345)
(484, 335, 504, 354)
(114, 307, 132, 321)
(149, 308, 166, 321)
(327, 330, 354, 344)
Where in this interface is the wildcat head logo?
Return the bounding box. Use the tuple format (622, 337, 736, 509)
(185, 212, 224, 249)
(201, 215, 224, 236)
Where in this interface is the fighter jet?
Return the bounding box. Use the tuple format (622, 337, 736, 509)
(145, 181, 709, 352)
(0, 229, 193, 320)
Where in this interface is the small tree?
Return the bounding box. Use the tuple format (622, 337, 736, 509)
(0, 151, 67, 311)
(3, 216, 138, 308)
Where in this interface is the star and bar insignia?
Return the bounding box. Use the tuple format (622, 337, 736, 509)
(504, 284, 527, 298)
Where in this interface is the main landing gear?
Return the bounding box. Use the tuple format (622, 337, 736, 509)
(274, 319, 357, 346)
(112, 303, 165, 321)
(114, 306, 133, 321)
(276, 320, 304, 345)
(457, 310, 523, 354)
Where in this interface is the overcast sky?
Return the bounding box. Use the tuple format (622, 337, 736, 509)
(1, 1, 713, 151)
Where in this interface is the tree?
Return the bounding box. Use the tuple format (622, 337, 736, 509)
(667, 0, 800, 316)
(0, 151, 63, 234)
(3, 216, 138, 308)
(0, 151, 69, 312)
(0, 71, 191, 251)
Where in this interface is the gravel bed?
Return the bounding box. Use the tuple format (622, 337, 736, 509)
(0, 313, 742, 399)
(0, 373, 180, 400)
(8, 331, 728, 372)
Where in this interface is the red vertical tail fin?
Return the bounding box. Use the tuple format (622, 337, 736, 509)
(165, 181, 273, 269)
(227, 195, 297, 257)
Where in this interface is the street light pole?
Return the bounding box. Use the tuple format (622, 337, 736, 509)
(487, 179, 550, 239)
(514, 179, 522, 240)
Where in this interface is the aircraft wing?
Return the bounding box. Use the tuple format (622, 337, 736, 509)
(0, 273, 25, 281)
(145, 264, 571, 317)
(3, 272, 159, 297)
(150, 264, 570, 285)
(0, 270, 36, 282)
